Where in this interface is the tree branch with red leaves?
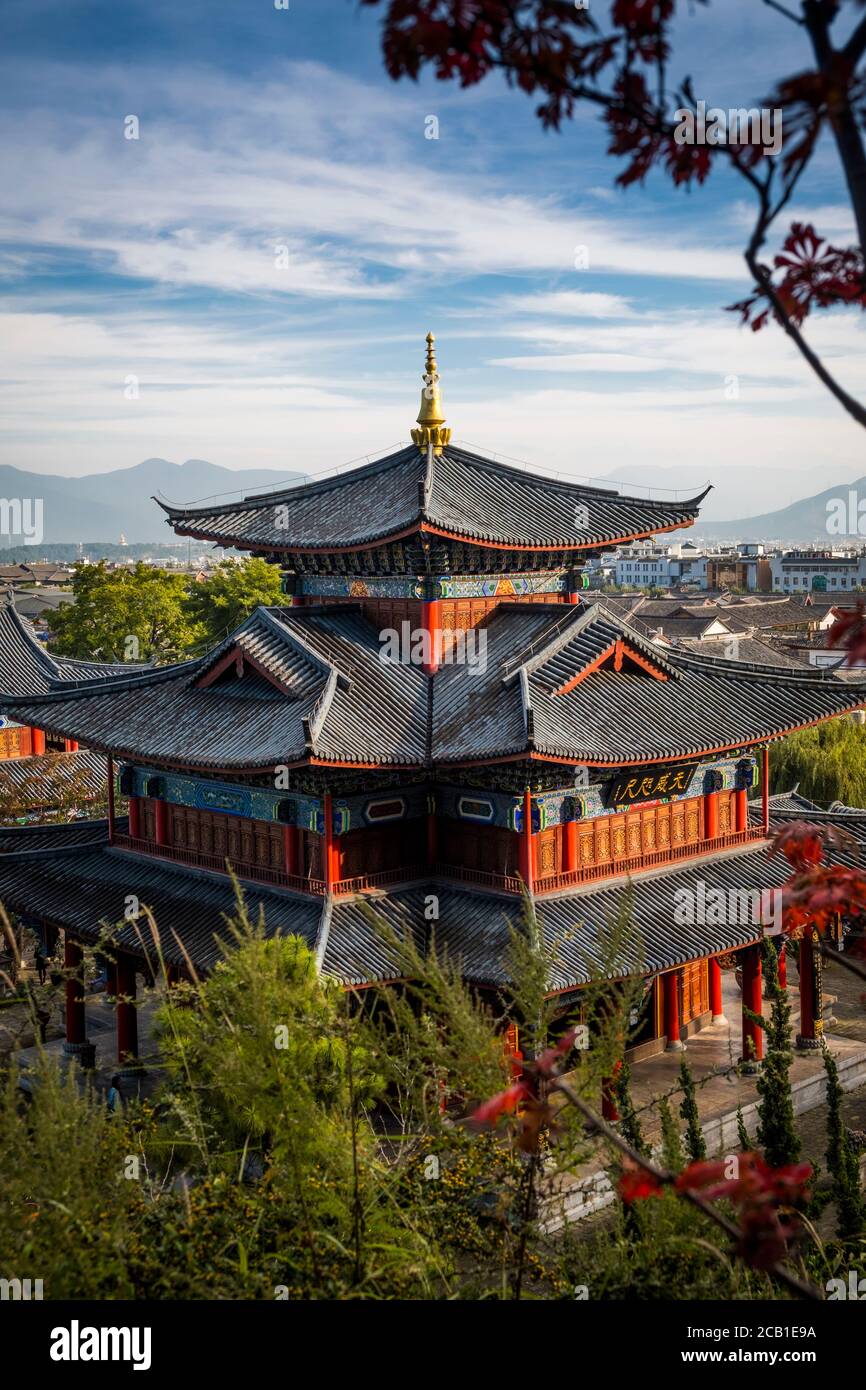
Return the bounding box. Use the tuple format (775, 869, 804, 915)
(362, 0, 866, 430)
(771, 817, 866, 976)
(470, 1029, 822, 1299)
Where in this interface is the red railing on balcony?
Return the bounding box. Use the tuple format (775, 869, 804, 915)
(534, 826, 768, 896)
(331, 864, 427, 897)
(112, 834, 326, 896)
(111, 826, 769, 902)
(434, 827, 768, 898)
(432, 862, 525, 895)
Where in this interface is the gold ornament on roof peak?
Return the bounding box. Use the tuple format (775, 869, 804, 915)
(411, 331, 452, 455)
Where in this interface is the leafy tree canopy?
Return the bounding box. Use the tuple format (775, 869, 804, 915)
(48, 559, 283, 665)
(184, 558, 282, 651)
(770, 715, 866, 806)
(49, 562, 196, 665)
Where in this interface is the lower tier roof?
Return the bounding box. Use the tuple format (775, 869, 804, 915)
(0, 825, 818, 990)
(0, 748, 105, 811)
(1, 601, 864, 773)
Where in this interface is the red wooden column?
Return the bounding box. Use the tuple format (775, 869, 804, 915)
(154, 798, 170, 847)
(63, 936, 87, 1052)
(663, 969, 684, 1051)
(31, 727, 46, 755)
(734, 787, 748, 834)
(65, 738, 79, 753)
(564, 819, 579, 874)
(777, 939, 788, 990)
(421, 599, 442, 676)
(709, 956, 726, 1023)
(703, 790, 719, 841)
(518, 789, 534, 892)
(127, 795, 141, 840)
(106, 755, 115, 844)
(740, 944, 764, 1067)
(601, 1070, 619, 1122)
(761, 745, 769, 833)
(796, 932, 823, 1050)
(323, 792, 339, 891)
(114, 956, 139, 1069)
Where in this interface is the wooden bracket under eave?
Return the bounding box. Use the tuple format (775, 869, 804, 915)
(552, 640, 669, 696)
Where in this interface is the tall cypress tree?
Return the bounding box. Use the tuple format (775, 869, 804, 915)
(755, 940, 801, 1168)
(678, 1056, 706, 1162)
(615, 1062, 651, 1158)
(824, 1048, 866, 1240)
(658, 1094, 685, 1173)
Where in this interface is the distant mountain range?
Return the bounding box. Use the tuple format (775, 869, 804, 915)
(0, 459, 304, 547)
(601, 466, 863, 545)
(0, 454, 857, 549)
(679, 476, 866, 545)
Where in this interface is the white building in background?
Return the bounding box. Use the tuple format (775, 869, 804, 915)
(769, 549, 866, 595)
(613, 540, 708, 589)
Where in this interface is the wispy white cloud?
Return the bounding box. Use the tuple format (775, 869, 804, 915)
(0, 38, 864, 502)
(0, 60, 750, 300)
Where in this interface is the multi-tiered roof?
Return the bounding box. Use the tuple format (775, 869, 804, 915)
(0, 338, 864, 998)
(1, 602, 862, 775)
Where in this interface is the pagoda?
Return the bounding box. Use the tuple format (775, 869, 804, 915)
(0, 335, 862, 1095)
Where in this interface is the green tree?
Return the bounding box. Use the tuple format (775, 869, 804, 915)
(769, 718, 866, 807)
(658, 1094, 685, 1173)
(615, 1062, 650, 1159)
(823, 1048, 866, 1241)
(184, 559, 282, 650)
(679, 1057, 707, 1163)
(50, 562, 195, 665)
(755, 942, 801, 1169)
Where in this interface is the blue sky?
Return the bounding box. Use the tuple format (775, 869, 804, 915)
(0, 0, 864, 519)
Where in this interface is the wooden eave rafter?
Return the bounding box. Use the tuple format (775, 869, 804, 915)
(551, 638, 670, 696)
(195, 645, 295, 695)
(166, 513, 700, 559)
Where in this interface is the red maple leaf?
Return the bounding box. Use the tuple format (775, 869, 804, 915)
(618, 1160, 663, 1204)
(471, 1081, 532, 1127)
(827, 602, 866, 666)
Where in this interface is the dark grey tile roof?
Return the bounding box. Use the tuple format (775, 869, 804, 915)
(715, 599, 829, 629)
(0, 606, 428, 771)
(2, 601, 864, 772)
(433, 603, 866, 765)
(0, 831, 323, 972)
(0, 816, 120, 851)
(633, 616, 735, 639)
(156, 443, 709, 553)
(675, 635, 811, 669)
(0, 748, 106, 809)
(0, 594, 148, 696)
(0, 832, 794, 989)
(763, 788, 866, 831)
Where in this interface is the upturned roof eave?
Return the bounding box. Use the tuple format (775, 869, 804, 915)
(162, 510, 704, 558)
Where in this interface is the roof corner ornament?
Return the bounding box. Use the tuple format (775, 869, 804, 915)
(411, 331, 451, 456)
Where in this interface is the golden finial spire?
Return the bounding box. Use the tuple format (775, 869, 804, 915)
(411, 331, 452, 455)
